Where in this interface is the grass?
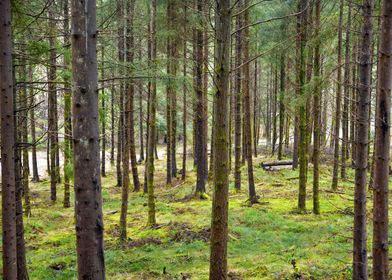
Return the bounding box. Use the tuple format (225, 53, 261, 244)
(2, 152, 392, 279)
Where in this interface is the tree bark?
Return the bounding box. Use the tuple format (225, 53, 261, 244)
(71, 0, 106, 277)
(353, 0, 373, 278)
(209, 0, 230, 277)
(332, 0, 344, 190)
(313, 0, 321, 215)
(372, 0, 392, 278)
(0, 0, 18, 277)
(278, 54, 285, 160)
(147, 0, 157, 226)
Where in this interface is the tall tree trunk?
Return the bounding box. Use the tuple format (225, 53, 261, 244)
(243, 0, 258, 204)
(372, 0, 392, 278)
(332, 0, 344, 190)
(253, 59, 259, 157)
(341, 1, 352, 180)
(71, 0, 105, 277)
(110, 80, 115, 165)
(101, 44, 106, 177)
(0, 0, 18, 277)
(209, 0, 230, 276)
(48, 5, 57, 202)
(63, 0, 72, 208)
(126, 0, 140, 192)
(313, 0, 321, 215)
(298, 0, 309, 211)
(234, 1, 242, 191)
(182, 5, 187, 181)
(147, 0, 157, 226)
(353, 0, 373, 278)
(29, 65, 40, 182)
(138, 45, 144, 162)
(278, 54, 285, 160)
(194, 0, 207, 197)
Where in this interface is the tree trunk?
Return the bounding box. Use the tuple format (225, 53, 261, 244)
(372, 0, 392, 278)
(71, 0, 105, 277)
(29, 64, 40, 182)
(0, 0, 18, 277)
(298, 0, 309, 211)
(332, 0, 344, 190)
(353, 0, 373, 278)
(147, 0, 157, 226)
(243, 0, 257, 204)
(48, 5, 57, 202)
(63, 0, 72, 208)
(278, 54, 285, 160)
(194, 0, 207, 197)
(209, 0, 230, 276)
(341, 1, 352, 180)
(234, 1, 242, 191)
(101, 44, 106, 177)
(126, 0, 140, 192)
(313, 0, 321, 215)
(182, 5, 187, 181)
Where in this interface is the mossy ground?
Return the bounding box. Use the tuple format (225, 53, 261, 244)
(2, 151, 392, 279)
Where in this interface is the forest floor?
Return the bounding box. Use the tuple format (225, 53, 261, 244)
(3, 148, 392, 279)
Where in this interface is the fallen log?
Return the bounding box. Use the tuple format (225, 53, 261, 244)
(260, 160, 293, 170)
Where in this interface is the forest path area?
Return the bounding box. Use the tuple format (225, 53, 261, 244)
(9, 153, 391, 280)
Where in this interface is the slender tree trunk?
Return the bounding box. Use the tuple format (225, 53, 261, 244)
(341, 2, 352, 180)
(194, 0, 207, 197)
(332, 0, 344, 190)
(110, 80, 115, 165)
(182, 6, 187, 181)
(71, 0, 105, 277)
(278, 54, 285, 160)
(372, 0, 392, 278)
(126, 0, 140, 192)
(352, 0, 373, 278)
(243, 0, 257, 204)
(147, 0, 157, 226)
(234, 2, 242, 191)
(253, 60, 259, 157)
(63, 0, 72, 208)
(313, 0, 321, 215)
(48, 5, 57, 201)
(101, 45, 106, 177)
(0, 0, 18, 276)
(298, 0, 309, 211)
(209, 0, 230, 276)
(29, 65, 40, 182)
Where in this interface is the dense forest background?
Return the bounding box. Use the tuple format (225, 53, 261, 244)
(0, 0, 392, 279)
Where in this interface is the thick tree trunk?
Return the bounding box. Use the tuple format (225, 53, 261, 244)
(352, 0, 373, 278)
(332, 0, 344, 190)
(0, 0, 18, 277)
(71, 0, 106, 277)
(209, 0, 230, 277)
(372, 0, 392, 278)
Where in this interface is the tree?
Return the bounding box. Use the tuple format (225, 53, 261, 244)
(331, 0, 344, 190)
(147, 0, 157, 226)
(312, 0, 321, 215)
(209, 0, 230, 277)
(298, 0, 309, 211)
(71, 0, 105, 277)
(353, 0, 373, 278)
(194, 0, 208, 198)
(243, 0, 257, 204)
(1, 0, 18, 277)
(372, 0, 392, 278)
